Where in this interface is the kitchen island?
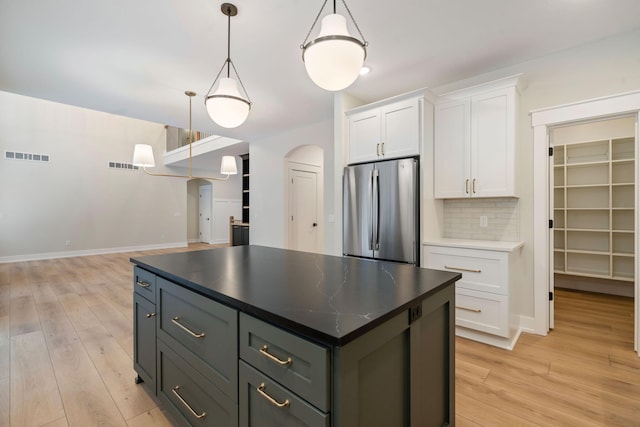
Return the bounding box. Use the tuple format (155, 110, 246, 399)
(131, 245, 460, 427)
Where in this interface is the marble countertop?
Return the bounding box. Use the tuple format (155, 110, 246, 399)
(131, 245, 460, 346)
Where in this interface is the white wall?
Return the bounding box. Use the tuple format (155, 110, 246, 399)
(249, 119, 334, 251)
(0, 91, 188, 261)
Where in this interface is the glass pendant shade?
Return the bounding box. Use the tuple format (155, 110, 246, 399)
(220, 155, 238, 175)
(206, 77, 250, 129)
(303, 14, 366, 91)
(132, 144, 155, 167)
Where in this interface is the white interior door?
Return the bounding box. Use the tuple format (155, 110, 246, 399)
(289, 169, 319, 253)
(199, 184, 212, 243)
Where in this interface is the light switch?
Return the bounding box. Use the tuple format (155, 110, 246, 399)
(480, 215, 488, 227)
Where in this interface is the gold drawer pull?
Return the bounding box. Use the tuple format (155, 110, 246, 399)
(172, 386, 206, 419)
(465, 179, 469, 194)
(472, 178, 477, 194)
(444, 265, 481, 273)
(257, 383, 290, 408)
(145, 312, 156, 319)
(456, 306, 482, 313)
(136, 280, 151, 288)
(172, 316, 205, 339)
(259, 345, 292, 366)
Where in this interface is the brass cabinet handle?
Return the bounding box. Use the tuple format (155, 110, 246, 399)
(381, 142, 385, 155)
(472, 178, 477, 194)
(456, 306, 482, 313)
(259, 345, 292, 366)
(444, 265, 481, 273)
(257, 383, 290, 408)
(465, 179, 469, 194)
(145, 312, 156, 318)
(172, 386, 206, 419)
(136, 280, 151, 288)
(376, 143, 380, 156)
(171, 316, 205, 339)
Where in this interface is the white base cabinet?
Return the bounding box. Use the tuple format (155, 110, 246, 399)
(434, 75, 523, 198)
(423, 240, 523, 349)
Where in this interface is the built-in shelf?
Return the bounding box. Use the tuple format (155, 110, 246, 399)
(241, 154, 250, 224)
(553, 137, 635, 283)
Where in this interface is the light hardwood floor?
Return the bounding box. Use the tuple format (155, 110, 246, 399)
(1, 244, 639, 426)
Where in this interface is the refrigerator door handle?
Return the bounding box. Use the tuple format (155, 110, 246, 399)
(368, 169, 374, 251)
(373, 169, 380, 251)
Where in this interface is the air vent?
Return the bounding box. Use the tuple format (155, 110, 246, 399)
(108, 161, 139, 171)
(4, 151, 50, 162)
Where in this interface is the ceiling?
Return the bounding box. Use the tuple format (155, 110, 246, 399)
(2, 0, 640, 145)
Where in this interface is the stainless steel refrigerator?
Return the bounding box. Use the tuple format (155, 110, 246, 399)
(343, 157, 419, 265)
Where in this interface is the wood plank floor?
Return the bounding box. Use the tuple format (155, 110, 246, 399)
(1, 244, 639, 426)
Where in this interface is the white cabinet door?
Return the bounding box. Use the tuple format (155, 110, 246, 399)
(348, 109, 381, 164)
(434, 99, 470, 198)
(471, 87, 516, 197)
(434, 84, 517, 198)
(348, 95, 422, 164)
(380, 97, 421, 160)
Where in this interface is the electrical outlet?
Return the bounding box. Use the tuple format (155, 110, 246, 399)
(480, 215, 488, 227)
(65, 240, 71, 246)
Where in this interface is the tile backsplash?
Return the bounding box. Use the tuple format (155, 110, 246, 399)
(443, 198, 519, 241)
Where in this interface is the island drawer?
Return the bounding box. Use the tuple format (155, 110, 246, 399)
(158, 340, 238, 427)
(424, 246, 507, 295)
(239, 313, 330, 412)
(239, 361, 329, 427)
(157, 277, 238, 401)
(455, 288, 509, 337)
(133, 266, 156, 302)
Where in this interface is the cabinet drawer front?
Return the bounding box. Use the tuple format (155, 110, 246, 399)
(158, 341, 238, 427)
(239, 361, 329, 427)
(133, 292, 156, 393)
(133, 266, 156, 302)
(239, 313, 329, 412)
(455, 289, 509, 337)
(425, 247, 507, 294)
(158, 278, 238, 400)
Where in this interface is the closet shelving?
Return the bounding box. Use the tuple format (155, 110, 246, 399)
(553, 137, 635, 282)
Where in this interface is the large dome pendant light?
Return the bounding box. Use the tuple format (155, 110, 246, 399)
(301, 0, 368, 91)
(205, 3, 252, 128)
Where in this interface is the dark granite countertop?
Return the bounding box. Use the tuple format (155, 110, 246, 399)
(130, 245, 460, 347)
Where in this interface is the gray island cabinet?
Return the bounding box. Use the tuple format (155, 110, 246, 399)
(131, 245, 460, 427)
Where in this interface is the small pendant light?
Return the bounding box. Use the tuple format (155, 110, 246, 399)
(205, 3, 252, 128)
(301, 0, 368, 91)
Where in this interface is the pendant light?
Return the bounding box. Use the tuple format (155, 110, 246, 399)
(132, 91, 238, 180)
(301, 0, 368, 91)
(205, 3, 252, 128)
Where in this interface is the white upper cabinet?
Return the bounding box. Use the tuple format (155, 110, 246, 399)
(347, 94, 423, 164)
(434, 76, 522, 198)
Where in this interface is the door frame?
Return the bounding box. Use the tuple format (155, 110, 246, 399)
(287, 161, 322, 252)
(531, 90, 640, 355)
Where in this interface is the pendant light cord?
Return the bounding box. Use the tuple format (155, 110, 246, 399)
(226, 5, 231, 78)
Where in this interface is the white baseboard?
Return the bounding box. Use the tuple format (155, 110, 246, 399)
(518, 315, 539, 334)
(0, 242, 189, 263)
